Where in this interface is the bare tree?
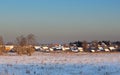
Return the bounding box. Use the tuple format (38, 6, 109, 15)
(26, 34, 36, 56)
(16, 35, 27, 46)
(0, 36, 4, 45)
(82, 40, 88, 52)
(27, 34, 36, 46)
(15, 34, 35, 56)
(92, 40, 98, 50)
(0, 36, 4, 55)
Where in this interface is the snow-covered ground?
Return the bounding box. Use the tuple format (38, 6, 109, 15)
(0, 52, 120, 75)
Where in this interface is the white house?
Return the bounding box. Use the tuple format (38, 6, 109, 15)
(78, 47, 83, 52)
(5, 45, 14, 51)
(109, 46, 116, 51)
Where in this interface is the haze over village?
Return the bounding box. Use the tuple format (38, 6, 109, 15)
(0, 0, 120, 43)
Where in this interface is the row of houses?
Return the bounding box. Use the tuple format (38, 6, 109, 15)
(2, 41, 120, 53)
(34, 42, 120, 52)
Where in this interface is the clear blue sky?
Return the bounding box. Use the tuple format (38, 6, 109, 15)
(0, 0, 120, 43)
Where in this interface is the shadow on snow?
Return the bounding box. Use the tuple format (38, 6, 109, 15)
(0, 63, 120, 75)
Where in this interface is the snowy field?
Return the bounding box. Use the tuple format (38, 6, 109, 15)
(0, 52, 120, 75)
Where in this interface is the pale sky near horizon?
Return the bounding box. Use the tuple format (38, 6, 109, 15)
(0, 0, 120, 43)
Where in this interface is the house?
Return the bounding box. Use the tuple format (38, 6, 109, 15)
(98, 46, 104, 51)
(5, 45, 14, 51)
(91, 50, 96, 52)
(78, 47, 83, 52)
(89, 47, 96, 52)
(49, 48, 54, 51)
(34, 46, 42, 51)
(42, 46, 49, 52)
(62, 44, 70, 51)
(62, 46, 70, 51)
(109, 46, 116, 51)
(70, 46, 79, 52)
(104, 48, 110, 52)
(52, 44, 63, 50)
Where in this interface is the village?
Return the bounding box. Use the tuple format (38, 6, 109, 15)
(0, 34, 120, 56)
(0, 40, 120, 56)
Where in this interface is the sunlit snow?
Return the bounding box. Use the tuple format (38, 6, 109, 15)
(0, 52, 120, 75)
